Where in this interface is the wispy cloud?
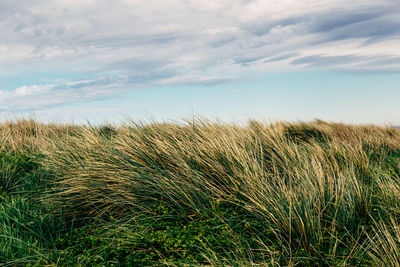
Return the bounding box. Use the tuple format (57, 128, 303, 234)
(0, 0, 399, 111)
(14, 84, 53, 97)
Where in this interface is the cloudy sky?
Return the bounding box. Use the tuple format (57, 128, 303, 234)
(1, 0, 400, 124)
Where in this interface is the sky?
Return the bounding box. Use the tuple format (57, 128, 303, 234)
(0, 0, 400, 124)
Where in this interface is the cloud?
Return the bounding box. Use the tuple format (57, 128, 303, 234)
(291, 55, 361, 67)
(14, 84, 53, 96)
(0, 84, 53, 99)
(0, 72, 239, 112)
(0, 0, 399, 111)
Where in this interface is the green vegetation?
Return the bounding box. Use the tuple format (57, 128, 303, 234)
(1, 119, 400, 265)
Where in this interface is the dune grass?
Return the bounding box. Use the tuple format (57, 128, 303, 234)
(1, 119, 400, 265)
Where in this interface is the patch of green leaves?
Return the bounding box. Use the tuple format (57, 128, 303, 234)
(54, 202, 277, 266)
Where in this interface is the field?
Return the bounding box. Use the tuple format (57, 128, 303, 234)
(1, 119, 400, 266)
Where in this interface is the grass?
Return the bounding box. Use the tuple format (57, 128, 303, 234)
(1, 118, 400, 265)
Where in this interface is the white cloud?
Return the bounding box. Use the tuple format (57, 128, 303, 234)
(0, 84, 55, 109)
(14, 84, 53, 96)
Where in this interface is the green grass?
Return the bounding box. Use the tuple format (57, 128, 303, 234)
(0, 196, 62, 265)
(1, 119, 400, 266)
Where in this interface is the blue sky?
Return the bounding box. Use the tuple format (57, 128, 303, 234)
(1, 0, 400, 124)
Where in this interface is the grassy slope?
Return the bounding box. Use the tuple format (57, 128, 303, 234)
(1, 119, 400, 266)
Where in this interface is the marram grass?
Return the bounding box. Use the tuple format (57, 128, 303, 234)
(1, 119, 400, 265)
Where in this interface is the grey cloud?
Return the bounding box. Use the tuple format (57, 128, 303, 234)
(234, 54, 268, 65)
(291, 55, 362, 67)
(308, 5, 400, 43)
(291, 54, 400, 73)
(0, 0, 47, 18)
(310, 9, 385, 33)
(315, 18, 400, 44)
(264, 53, 299, 63)
(368, 56, 400, 66)
(240, 2, 400, 46)
(243, 17, 300, 37)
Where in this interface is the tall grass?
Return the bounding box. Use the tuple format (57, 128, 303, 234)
(1, 118, 400, 265)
